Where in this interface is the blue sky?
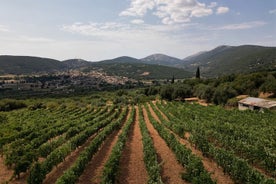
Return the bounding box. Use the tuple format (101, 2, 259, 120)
(0, 0, 275, 61)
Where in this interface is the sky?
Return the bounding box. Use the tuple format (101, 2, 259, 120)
(0, 0, 275, 61)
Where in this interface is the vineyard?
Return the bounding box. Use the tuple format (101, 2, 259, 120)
(0, 99, 276, 184)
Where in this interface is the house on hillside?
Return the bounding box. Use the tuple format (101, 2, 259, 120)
(238, 97, 276, 111)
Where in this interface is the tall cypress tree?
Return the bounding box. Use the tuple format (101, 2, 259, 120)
(171, 75, 175, 84)
(196, 66, 200, 79)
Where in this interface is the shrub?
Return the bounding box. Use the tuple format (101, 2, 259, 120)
(0, 99, 27, 111)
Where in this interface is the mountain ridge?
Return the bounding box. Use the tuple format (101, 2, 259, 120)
(0, 44, 275, 78)
(0, 55, 64, 75)
(181, 45, 276, 77)
(141, 53, 183, 66)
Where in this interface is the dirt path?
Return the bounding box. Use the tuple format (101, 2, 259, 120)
(117, 106, 148, 184)
(152, 102, 169, 121)
(147, 103, 234, 184)
(142, 107, 186, 184)
(0, 156, 13, 184)
(1, 157, 31, 184)
(43, 132, 99, 184)
(77, 107, 132, 184)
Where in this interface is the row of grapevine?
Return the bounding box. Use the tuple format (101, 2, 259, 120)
(156, 101, 276, 183)
(191, 129, 276, 184)
(37, 107, 108, 158)
(54, 107, 128, 184)
(1, 107, 88, 149)
(27, 106, 120, 183)
(101, 106, 135, 183)
(144, 104, 215, 183)
(138, 105, 163, 184)
(3, 106, 108, 177)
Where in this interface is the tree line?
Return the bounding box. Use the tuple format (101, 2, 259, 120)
(144, 70, 276, 105)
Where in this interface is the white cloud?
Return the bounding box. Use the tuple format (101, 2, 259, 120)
(61, 22, 182, 40)
(119, 0, 155, 17)
(120, 0, 214, 24)
(216, 6, 229, 14)
(213, 21, 267, 30)
(208, 2, 217, 8)
(269, 9, 276, 14)
(131, 19, 144, 24)
(0, 25, 9, 32)
(58, 21, 203, 60)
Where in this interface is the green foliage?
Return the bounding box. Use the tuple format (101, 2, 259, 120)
(116, 89, 128, 96)
(182, 45, 276, 77)
(194, 84, 214, 103)
(212, 83, 237, 105)
(225, 97, 240, 107)
(27, 163, 44, 184)
(26, 107, 116, 183)
(172, 84, 192, 99)
(0, 113, 7, 124)
(145, 104, 215, 183)
(101, 107, 135, 183)
(0, 55, 64, 75)
(260, 75, 276, 96)
(88, 62, 192, 80)
(159, 102, 276, 183)
(144, 86, 159, 96)
(139, 105, 163, 184)
(160, 85, 174, 100)
(28, 102, 46, 110)
(1, 90, 275, 184)
(0, 99, 27, 111)
(196, 67, 200, 79)
(56, 108, 128, 184)
(155, 71, 276, 105)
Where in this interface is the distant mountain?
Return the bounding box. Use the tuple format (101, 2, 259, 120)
(182, 45, 276, 77)
(141, 54, 183, 66)
(1, 44, 274, 78)
(0, 55, 64, 75)
(182, 51, 207, 62)
(63, 59, 91, 69)
(99, 56, 140, 64)
(0, 55, 192, 80)
(88, 62, 192, 80)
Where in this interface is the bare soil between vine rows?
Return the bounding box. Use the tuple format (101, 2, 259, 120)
(43, 132, 99, 184)
(117, 106, 148, 184)
(150, 103, 234, 184)
(77, 107, 132, 184)
(143, 107, 186, 184)
(0, 156, 14, 184)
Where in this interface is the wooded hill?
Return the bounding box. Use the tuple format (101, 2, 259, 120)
(181, 45, 276, 77)
(0, 45, 275, 78)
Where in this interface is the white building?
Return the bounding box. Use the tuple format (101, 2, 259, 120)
(238, 97, 276, 111)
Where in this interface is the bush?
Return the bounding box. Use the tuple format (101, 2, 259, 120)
(0, 113, 7, 124)
(212, 84, 237, 105)
(160, 85, 174, 101)
(172, 84, 192, 100)
(226, 97, 239, 107)
(194, 84, 214, 103)
(0, 99, 27, 111)
(28, 103, 46, 110)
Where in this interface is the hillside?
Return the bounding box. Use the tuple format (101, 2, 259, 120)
(99, 56, 140, 64)
(0, 55, 64, 75)
(88, 62, 192, 80)
(62, 59, 91, 69)
(0, 55, 191, 80)
(1, 45, 275, 78)
(182, 45, 276, 77)
(141, 54, 183, 66)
